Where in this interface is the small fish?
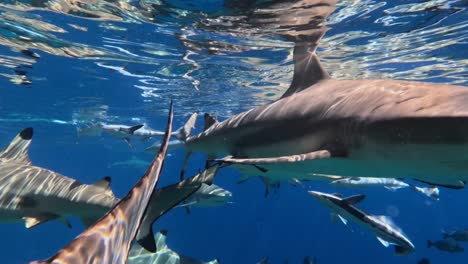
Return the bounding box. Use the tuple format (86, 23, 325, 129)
(427, 239, 464, 253)
(330, 177, 439, 200)
(443, 229, 468, 242)
(29, 102, 174, 264)
(128, 231, 219, 264)
(309, 191, 415, 255)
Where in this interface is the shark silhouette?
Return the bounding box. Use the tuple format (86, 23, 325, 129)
(30, 102, 174, 264)
(149, 0, 468, 190)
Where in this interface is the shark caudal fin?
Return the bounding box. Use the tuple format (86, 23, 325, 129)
(410, 185, 440, 200)
(0, 127, 33, 164)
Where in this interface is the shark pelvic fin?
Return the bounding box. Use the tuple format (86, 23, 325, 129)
(342, 194, 366, 205)
(203, 113, 219, 131)
(280, 39, 330, 99)
(23, 213, 63, 228)
(0, 127, 33, 165)
(376, 236, 391, 247)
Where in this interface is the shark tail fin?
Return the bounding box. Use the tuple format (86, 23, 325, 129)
(410, 185, 440, 200)
(174, 112, 198, 142)
(0, 127, 33, 164)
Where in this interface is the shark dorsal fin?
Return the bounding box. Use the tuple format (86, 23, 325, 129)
(203, 113, 219, 131)
(343, 194, 366, 205)
(280, 36, 330, 99)
(331, 193, 343, 198)
(0, 127, 33, 165)
(119, 124, 143, 135)
(93, 176, 111, 191)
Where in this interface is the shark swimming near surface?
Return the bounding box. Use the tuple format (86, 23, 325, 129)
(128, 231, 220, 264)
(148, 0, 468, 190)
(308, 190, 415, 255)
(0, 122, 221, 253)
(29, 101, 174, 264)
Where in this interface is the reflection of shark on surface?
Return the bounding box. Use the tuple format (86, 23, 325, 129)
(29, 102, 175, 264)
(149, 0, 468, 192)
(129, 231, 220, 264)
(309, 191, 415, 255)
(176, 183, 232, 214)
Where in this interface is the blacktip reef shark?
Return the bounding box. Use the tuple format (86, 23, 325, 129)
(129, 231, 220, 264)
(309, 191, 415, 255)
(176, 182, 232, 214)
(30, 101, 174, 264)
(149, 0, 468, 190)
(0, 127, 116, 229)
(0, 123, 220, 253)
(329, 177, 440, 200)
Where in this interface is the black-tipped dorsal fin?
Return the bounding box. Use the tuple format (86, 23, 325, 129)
(343, 194, 366, 205)
(0, 127, 33, 165)
(93, 176, 111, 191)
(120, 124, 143, 135)
(280, 40, 330, 99)
(203, 113, 219, 131)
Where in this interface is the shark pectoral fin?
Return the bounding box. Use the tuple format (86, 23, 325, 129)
(337, 215, 348, 226)
(185, 206, 192, 215)
(342, 194, 366, 205)
(123, 138, 134, 149)
(215, 150, 332, 165)
(0, 127, 33, 165)
(330, 213, 338, 224)
(376, 236, 391, 247)
(23, 213, 60, 228)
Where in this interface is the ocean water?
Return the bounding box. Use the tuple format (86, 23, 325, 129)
(0, 0, 467, 263)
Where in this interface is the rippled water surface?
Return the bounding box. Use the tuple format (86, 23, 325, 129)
(0, 0, 467, 263)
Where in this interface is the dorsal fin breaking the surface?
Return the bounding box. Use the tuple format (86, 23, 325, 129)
(280, 41, 330, 99)
(0, 127, 33, 165)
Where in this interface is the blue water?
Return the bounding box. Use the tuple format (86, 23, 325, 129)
(0, 0, 467, 263)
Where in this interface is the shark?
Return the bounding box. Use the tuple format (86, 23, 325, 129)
(148, 0, 468, 190)
(128, 231, 220, 264)
(175, 182, 232, 214)
(29, 101, 174, 264)
(0, 123, 220, 253)
(329, 177, 440, 200)
(309, 190, 415, 255)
